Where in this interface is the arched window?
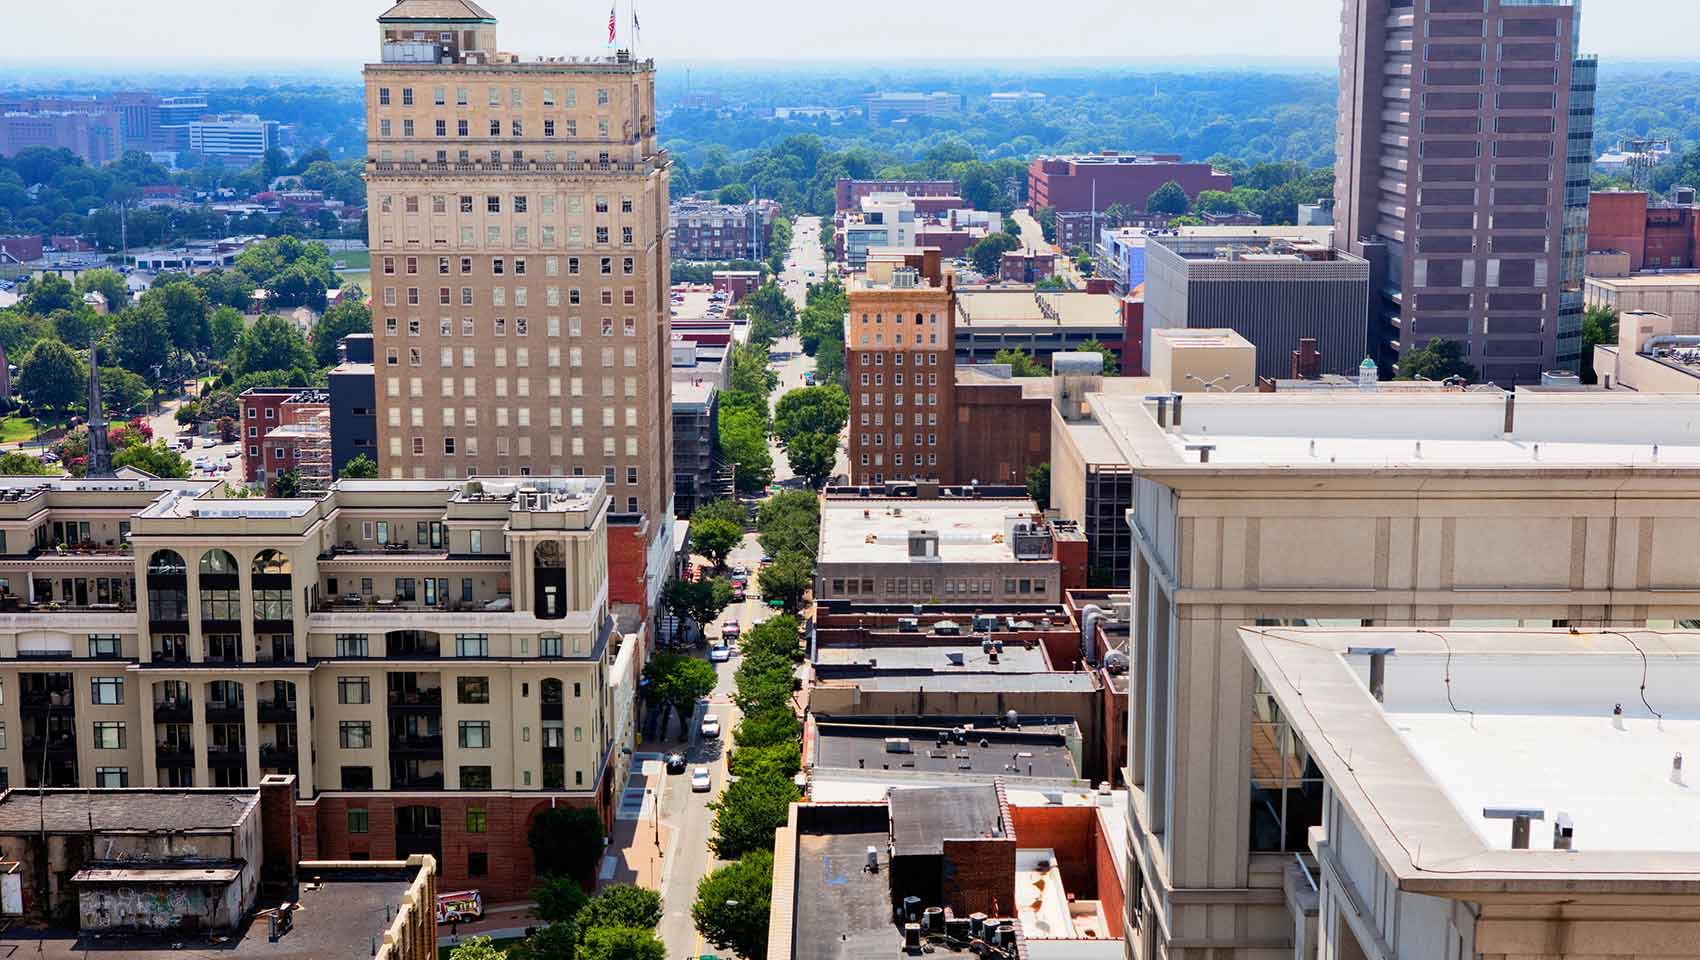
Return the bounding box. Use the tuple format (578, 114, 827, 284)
(199, 549, 239, 576)
(251, 549, 292, 575)
(147, 550, 186, 576)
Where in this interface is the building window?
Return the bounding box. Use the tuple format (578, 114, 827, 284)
(1249, 678, 1326, 852)
(339, 721, 372, 749)
(459, 766, 493, 790)
(338, 677, 371, 705)
(457, 676, 490, 704)
(459, 720, 492, 749)
(539, 634, 563, 657)
(95, 767, 128, 788)
(466, 808, 488, 833)
(88, 635, 120, 658)
(468, 852, 489, 876)
(92, 721, 125, 749)
(348, 808, 369, 834)
(336, 634, 370, 657)
(455, 634, 490, 657)
(91, 677, 123, 705)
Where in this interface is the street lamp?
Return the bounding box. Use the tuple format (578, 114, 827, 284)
(1184, 373, 1235, 392)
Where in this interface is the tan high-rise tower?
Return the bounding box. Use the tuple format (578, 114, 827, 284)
(365, 0, 673, 612)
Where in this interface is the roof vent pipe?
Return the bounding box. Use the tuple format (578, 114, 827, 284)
(1674, 752, 1685, 786)
(1145, 394, 1170, 428)
(1553, 813, 1575, 851)
(1484, 806, 1545, 849)
(1348, 646, 1396, 702)
(1170, 393, 1183, 429)
(1503, 391, 1516, 436)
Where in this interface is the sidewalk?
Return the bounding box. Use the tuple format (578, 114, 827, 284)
(601, 811, 672, 891)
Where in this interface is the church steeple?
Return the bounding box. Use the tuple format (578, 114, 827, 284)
(85, 347, 112, 479)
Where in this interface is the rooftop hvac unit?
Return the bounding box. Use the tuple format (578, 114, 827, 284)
(884, 737, 913, 754)
(945, 651, 965, 666)
(933, 620, 962, 636)
(897, 617, 920, 633)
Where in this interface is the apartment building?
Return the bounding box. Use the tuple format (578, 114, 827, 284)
(841, 193, 917, 270)
(668, 196, 777, 261)
(845, 250, 955, 484)
(188, 115, 280, 164)
(0, 474, 632, 900)
(1335, 0, 1596, 380)
(1088, 388, 1700, 960)
(364, 0, 673, 614)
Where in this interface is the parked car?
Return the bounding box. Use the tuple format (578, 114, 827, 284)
(201, 437, 218, 448)
(709, 644, 730, 663)
(690, 766, 712, 792)
(731, 584, 746, 601)
(665, 753, 687, 774)
(700, 714, 721, 739)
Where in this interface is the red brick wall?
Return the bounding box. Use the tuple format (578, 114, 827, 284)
(258, 774, 299, 888)
(942, 836, 1017, 918)
(1054, 536, 1088, 594)
(953, 382, 1049, 486)
(1028, 156, 1231, 215)
(1092, 809, 1125, 939)
(1009, 804, 1096, 893)
(1587, 191, 1650, 270)
(1122, 299, 1146, 376)
(607, 522, 650, 610)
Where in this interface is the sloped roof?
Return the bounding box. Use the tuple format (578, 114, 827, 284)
(378, 0, 496, 22)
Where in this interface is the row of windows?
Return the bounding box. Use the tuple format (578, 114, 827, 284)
(860, 413, 940, 428)
(335, 673, 584, 706)
(384, 375, 645, 400)
(382, 317, 641, 342)
(857, 352, 941, 367)
(385, 344, 643, 370)
(405, 435, 644, 461)
(859, 332, 943, 347)
(372, 146, 616, 168)
(387, 405, 643, 431)
(337, 719, 586, 750)
(375, 116, 614, 140)
(859, 373, 941, 387)
(383, 254, 631, 278)
(385, 195, 631, 218)
(858, 433, 940, 447)
(383, 289, 638, 312)
(859, 393, 941, 408)
(376, 85, 611, 109)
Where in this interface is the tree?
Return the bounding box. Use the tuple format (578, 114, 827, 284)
(994, 348, 1046, 377)
(1147, 180, 1191, 215)
(728, 739, 801, 780)
(708, 773, 799, 859)
(661, 577, 735, 631)
(690, 517, 743, 569)
(728, 342, 779, 398)
(448, 936, 508, 960)
(969, 232, 1019, 276)
(643, 653, 717, 738)
(112, 441, 190, 479)
(575, 886, 663, 935)
(209, 306, 245, 360)
(106, 303, 173, 380)
(692, 498, 746, 529)
(53, 306, 110, 349)
(773, 385, 849, 446)
(0, 452, 53, 476)
(814, 337, 844, 386)
(527, 805, 606, 882)
(98, 366, 149, 416)
(739, 282, 797, 347)
(756, 491, 820, 560)
(339, 454, 379, 479)
(719, 407, 774, 495)
(145, 281, 211, 354)
(734, 708, 802, 752)
(739, 615, 802, 662)
(578, 926, 665, 960)
(17, 340, 85, 412)
(22, 273, 77, 316)
(76, 269, 130, 312)
(1077, 338, 1120, 376)
(531, 873, 591, 925)
(1193, 189, 1242, 215)
(1397, 338, 1477, 383)
(1035, 205, 1057, 244)
(231, 314, 314, 377)
(756, 551, 813, 613)
(716, 184, 752, 204)
(272, 469, 302, 498)
(1026, 462, 1051, 509)
(785, 432, 839, 489)
(509, 921, 577, 960)
(1581, 304, 1619, 385)
(693, 850, 775, 959)
(314, 299, 372, 368)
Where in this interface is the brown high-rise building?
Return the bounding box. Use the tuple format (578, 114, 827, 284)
(1335, 0, 1595, 384)
(846, 251, 956, 485)
(364, 0, 673, 613)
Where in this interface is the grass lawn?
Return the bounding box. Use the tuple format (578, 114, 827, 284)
(437, 936, 524, 960)
(338, 269, 371, 294)
(0, 414, 71, 446)
(333, 249, 372, 271)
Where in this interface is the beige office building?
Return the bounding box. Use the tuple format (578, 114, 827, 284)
(1088, 388, 1700, 959)
(0, 474, 634, 903)
(364, 0, 673, 613)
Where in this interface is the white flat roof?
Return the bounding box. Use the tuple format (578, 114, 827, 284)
(1093, 391, 1700, 471)
(818, 498, 1044, 565)
(1241, 627, 1700, 889)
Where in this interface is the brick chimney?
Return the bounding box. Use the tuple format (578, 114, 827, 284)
(258, 774, 300, 895)
(1290, 338, 1321, 380)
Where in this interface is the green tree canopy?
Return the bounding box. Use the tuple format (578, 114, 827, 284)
(1193, 189, 1243, 215)
(531, 873, 591, 925)
(734, 708, 802, 752)
(106, 303, 173, 380)
(143, 281, 211, 354)
(1026, 462, 1051, 509)
(719, 406, 774, 495)
(52, 306, 110, 349)
(814, 337, 844, 386)
(970, 232, 1020, 276)
(112, 441, 190, 479)
(575, 885, 663, 936)
(691, 498, 747, 529)
(716, 184, 752, 204)
(993, 347, 1046, 377)
(447, 936, 507, 960)
(578, 926, 666, 960)
(1077, 338, 1120, 376)
(313, 299, 372, 368)
(234, 236, 337, 310)
(642, 653, 717, 738)
(692, 850, 775, 959)
(773, 384, 849, 446)
(784, 431, 839, 489)
(1581, 304, 1619, 385)
(209, 306, 245, 359)
(75, 269, 130, 312)
(1397, 338, 1476, 383)
(689, 517, 743, 569)
(740, 281, 797, 347)
(527, 805, 606, 882)
(18, 339, 85, 412)
(22, 274, 77, 316)
(728, 739, 801, 780)
(231, 314, 314, 377)
(1147, 180, 1191, 215)
(729, 342, 779, 397)
(661, 577, 735, 630)
(0, 452, 53, 476)
(339, 453, 379, 479)
(756, 490, 820, 560)
(756, 551, 813, 613)
(708, 774, 799, 859)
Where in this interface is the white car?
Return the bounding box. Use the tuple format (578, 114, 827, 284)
(690, 766, 712, 792)
(709, 644, 730, 663)
(700, 714, 721, 739)
(201, 437, 218, 448)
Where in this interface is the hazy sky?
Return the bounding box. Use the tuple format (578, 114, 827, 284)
(5, 0, 1699, 66)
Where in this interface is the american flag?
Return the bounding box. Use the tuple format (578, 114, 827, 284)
(607, 6, 616, 43)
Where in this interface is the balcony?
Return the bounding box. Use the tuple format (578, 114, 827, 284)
(154, 700, 191, 721)
(259, 744, 298, 769)
(156, 741, 193, 765)
(22, 736, 78, 758)
(20, 690, 72, 714)
(207, 745, 247, 768)
(205, 702, 244, 722)
(257, 699, 296, 723)
(391, 773, 445, 790)
(389, 733, 444, 755)
(386, 688, 442, 710)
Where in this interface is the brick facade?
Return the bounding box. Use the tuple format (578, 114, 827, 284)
(953, 379, 1049, 487)
(606, 521, 649, 611)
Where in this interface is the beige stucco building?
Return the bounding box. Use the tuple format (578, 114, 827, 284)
(1586, 272, 1700, 335)
(1089, 388, 1700, 960)
(0, 474, 632, 901)
(364, 0, 673, 615)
